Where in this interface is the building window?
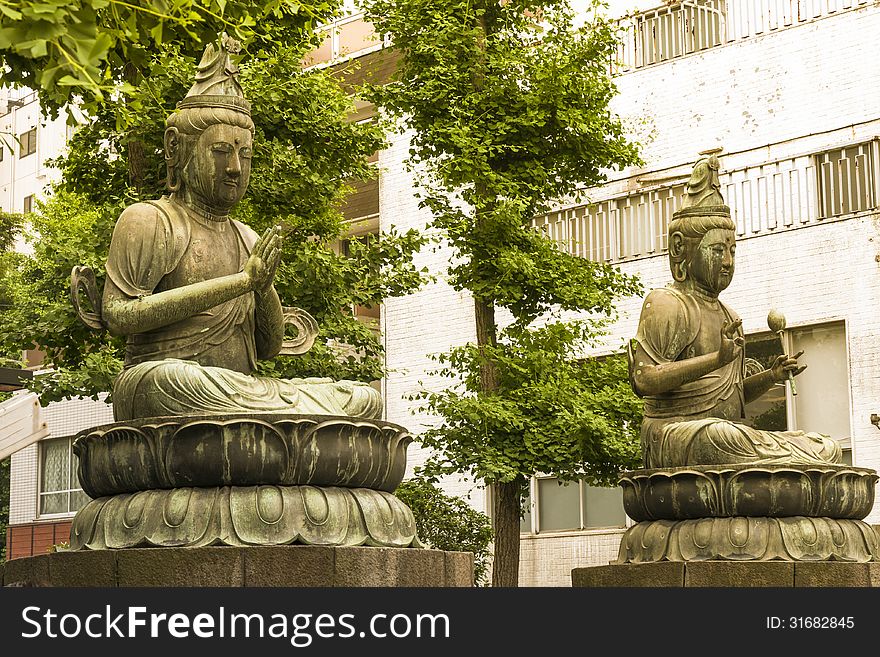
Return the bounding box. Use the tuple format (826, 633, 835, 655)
(39, 437, 90, 516)
(19, 127, 36, 158)
(519, 476, 627, 534)
(22, 194, 34, 214)
(304, 13, 381, 67)
(816, 142, 876, 219)
(745, 321, 852, 464)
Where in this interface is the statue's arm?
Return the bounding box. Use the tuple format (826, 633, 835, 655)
(631, 342, 729, 397)
(743, 369, 776, 404)
(102, 272, 254, 336)
(102, 218, 282, 337)
(631, 319, 744, 397)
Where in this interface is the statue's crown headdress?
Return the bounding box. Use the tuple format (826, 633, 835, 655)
(177, 33, 251, 116)
(672, 150, 730, 221)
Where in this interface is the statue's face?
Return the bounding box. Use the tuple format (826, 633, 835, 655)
(688, 228, 736, 295)
(184, 123, 253, 211)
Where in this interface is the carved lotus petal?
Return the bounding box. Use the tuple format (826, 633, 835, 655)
(70, 485, 419, 550)
(618, 517, 880, 563)
(73, 414, 414, 496)
(621, 463, 878, 520)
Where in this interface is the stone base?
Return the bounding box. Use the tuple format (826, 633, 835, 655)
(572, 560, 880, 587)
(1, 545, 474, 587)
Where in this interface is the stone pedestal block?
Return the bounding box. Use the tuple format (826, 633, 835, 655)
(572, 561, 880, 587)
(1, 545, 474, 587)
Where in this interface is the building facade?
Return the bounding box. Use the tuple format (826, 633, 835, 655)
(0, 87, 68, 217)
(380, 0, 880, 585)
(5, 0, 880, 586)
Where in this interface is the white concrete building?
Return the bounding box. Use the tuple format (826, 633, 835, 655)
(0, 87, 69, 217)
(5, 0, 880, 587)
(380, 0, 880, 585)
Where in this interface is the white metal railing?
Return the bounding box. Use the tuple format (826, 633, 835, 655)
(615, 0, 871, 71)
(533, 140, 879, 263)
(616, 0, 725, 70)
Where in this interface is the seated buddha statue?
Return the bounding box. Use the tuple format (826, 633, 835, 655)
(628, 154, 841, 469)
(75, 35, 381, 422)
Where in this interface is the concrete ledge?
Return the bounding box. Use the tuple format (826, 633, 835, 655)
(572, 561, 880, 587)
(2, 546, 474, 587)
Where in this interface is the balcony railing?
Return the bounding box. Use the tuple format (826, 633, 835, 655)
(616, 0, 871, 72)
(533, 140, 880, 263)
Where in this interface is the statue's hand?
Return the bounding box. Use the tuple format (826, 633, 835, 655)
(770, 350, 806, 383)
(244, 226, 282, 292)
(717, 319, 744, 365)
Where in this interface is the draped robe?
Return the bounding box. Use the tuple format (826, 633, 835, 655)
(631, 286, 841, 468)
(106, 197, 381, 421)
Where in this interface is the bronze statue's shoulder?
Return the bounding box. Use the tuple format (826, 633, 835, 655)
(115, 199, 169, 222)
(635, 286, 701, 363)
(641, 286, 692, 314)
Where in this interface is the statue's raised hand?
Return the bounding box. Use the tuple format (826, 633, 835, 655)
(770, 350, 806, 383)
(244, 226, 282, 292)
(717, 318, 744, 365)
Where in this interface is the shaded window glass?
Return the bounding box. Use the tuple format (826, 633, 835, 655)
(537, 478, 580, 532)
(583, 485, 627, 528)
(792, 324, 850, 441)
(39, 437, 89, 515)
(520, 488, 533, 534)
(745, 332, 787, 431)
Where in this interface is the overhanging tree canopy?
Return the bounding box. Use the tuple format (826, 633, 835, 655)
(363, 0, 643, 586)
(0, 13, 429, 403)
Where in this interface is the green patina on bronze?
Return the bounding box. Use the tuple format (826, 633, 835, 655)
(621, 464, 878, 520)
(73, 415, 412, 496)
(73, 34, 379, 422)
(628, 152, 840, 468)
(70, 486, 420, 550)
(66, 37, 421, 551)
(616, 153, 879, 564)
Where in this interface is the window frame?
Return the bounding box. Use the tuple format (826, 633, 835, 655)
(518, 475, 630, 537)
(815, 141, 877, 219)
(37, 436, 88, 519)
(19, 127, 36, 158)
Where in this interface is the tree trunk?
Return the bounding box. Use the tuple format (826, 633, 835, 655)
(492, 478, 523, 587)
(471, 11, 520, 588)
(474, 297, 499, 392)
(123, 63, 147, 195)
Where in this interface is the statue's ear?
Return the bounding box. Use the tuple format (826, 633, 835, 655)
(164, 127, 181, 192)
(669, 231, 688, 282)
(669, 231, 685, 259)
(164, 127, 180, 160)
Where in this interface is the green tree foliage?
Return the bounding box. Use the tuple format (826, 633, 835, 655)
(363, 0, 643, 585)
(0, 211, 22, 320)
(0, 0, 338, 121)
(417, 323, 641, 486)
(0, 37, 429, 402)
(395, 476, 494, 585)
